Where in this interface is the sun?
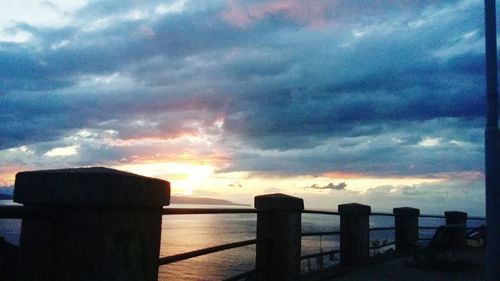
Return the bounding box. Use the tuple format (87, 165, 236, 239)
(113, 161, 214, 195)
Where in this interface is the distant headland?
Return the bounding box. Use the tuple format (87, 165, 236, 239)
(0, 185, 249, 206)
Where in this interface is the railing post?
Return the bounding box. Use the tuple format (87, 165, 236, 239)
(445, 211, 468, 248)
(393, 207, 420, 253)
(338, 203, 371, 266)
(13, 167, 170, 281)
(255, 193, 304, 281)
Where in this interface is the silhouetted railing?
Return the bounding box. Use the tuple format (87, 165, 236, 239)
(369, 212, 397, 257)
(0, 201, 486, 281)
(417, 213, 485, 243)
(158, 238, 262, 265)
(301, 230, 342, 237)
(159, 208, 261, 280)
(300, 210, 341, 272)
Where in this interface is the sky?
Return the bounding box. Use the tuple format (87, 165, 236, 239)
(0, 0, 491, 215)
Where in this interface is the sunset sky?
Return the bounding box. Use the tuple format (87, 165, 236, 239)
(0, 0, 489, 215)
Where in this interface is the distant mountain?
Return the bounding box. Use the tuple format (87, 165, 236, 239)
(0, 186, 248, 206)
(170, 196, 250, 207)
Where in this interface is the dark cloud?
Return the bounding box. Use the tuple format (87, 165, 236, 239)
(228, 181, 243, 188)
(307, 182, 346, 190)
(0, 0, 488, 179)
(219, 118, 484, 176)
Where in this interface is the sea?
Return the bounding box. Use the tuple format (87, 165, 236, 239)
(0, 201, 485, 281)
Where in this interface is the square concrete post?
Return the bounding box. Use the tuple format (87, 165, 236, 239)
(393, 207, 420, 253)
(254, 193, 304, 281)
(445, 211, 468, 248)
(13, 167, 170, 281)
(338, 203, 371, 266)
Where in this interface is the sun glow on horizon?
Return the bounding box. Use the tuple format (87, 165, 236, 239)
(114, 161, 215, 195)
(112, 159, 453, 198)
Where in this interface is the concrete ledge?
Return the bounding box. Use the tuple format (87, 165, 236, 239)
(338, 203, 371, 214)
(14, 167, 170, 207)
(254, 193, 304, 210)
(445, 211, 467, 218)
(393, 207, 420, 216)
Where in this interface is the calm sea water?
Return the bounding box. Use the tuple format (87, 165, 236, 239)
(0, 201, 485, 281)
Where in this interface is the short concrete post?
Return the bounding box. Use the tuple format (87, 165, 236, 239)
(445, 211, 467, 225)
(393, 207, 420, 253)
(338, 203, 371, 266)
(445, 211, 467, 248)
(13, 167, 170, 281)
(255, 193, 304, 281)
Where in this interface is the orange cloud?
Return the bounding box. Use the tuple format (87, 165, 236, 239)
(0, 164, 30, 186)
(221, 0, 336, 28)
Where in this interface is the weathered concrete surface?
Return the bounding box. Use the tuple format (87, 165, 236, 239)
(14, 167, 170, 281)
(445, 211, 468, 248)
(255, 193, 304, 210)
(0, 237, 17, 281)
(255, 193, 304, 281)
(445, 211, 467, 225)
(339, 203, 371, 266)
(14, 167, 170, 207)
(393, 207, 420, 253)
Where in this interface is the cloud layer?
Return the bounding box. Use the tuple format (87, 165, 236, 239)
(0, 0, 489, 213)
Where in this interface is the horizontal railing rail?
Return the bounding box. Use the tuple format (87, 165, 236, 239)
(301, 249, 341, 260)
(222, 269, 257, 281)
(163, 208, 258, 215)
(370, 212, 394, 217)
(369, 227, 395, 231)
(419, 214, 446, 219)
(158, 238, 265, 265)
(369, 241, 396, 250)
(301, 230, 342, 237)
(468, 216, 487, 221)
(302, 209, 340, 215)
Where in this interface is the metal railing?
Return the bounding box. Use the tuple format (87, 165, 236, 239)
(369, 213, 396, 256)
(0, 204, 487, 280)
(159, 207, 260, 281)
(300, 210, 341, 263)
(417, 214, 486, 242)
(158, 238, 262, 265)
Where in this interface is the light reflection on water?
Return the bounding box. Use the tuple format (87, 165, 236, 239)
(159, 208, 257, 281)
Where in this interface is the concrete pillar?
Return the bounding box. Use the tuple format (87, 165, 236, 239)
(13, 167, 170, 281)
(445, 211, 467, 248)
(445, 211, 467, 226)
(485, 129, 500, 281)
(338, 203, 371, 266)
(484, 0, 500, 278)
(255, 193, 304, 281)
(393, 207, 420, 253)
